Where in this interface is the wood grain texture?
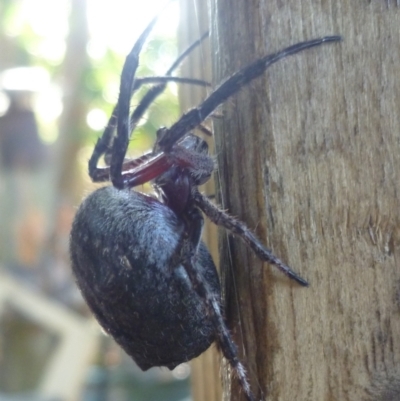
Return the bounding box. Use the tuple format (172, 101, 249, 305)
(209, 0, 400, 400)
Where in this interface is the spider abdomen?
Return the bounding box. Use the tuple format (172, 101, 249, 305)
(70, 186, 221, 370)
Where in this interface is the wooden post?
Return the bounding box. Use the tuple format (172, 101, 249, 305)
(208, 1, 400, 400)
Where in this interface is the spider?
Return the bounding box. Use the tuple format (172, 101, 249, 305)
(69, 10, 341, 401)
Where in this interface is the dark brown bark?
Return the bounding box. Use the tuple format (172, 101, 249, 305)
(208, 1, 400, 401)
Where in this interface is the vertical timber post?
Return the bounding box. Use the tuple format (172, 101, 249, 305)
(208, 1, 400, 401)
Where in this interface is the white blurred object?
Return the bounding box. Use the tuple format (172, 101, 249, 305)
(0, 273, 100, 401)
(0, 67, 50, 92)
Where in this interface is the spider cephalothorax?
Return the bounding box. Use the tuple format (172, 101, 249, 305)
(69, 9, 340, 401)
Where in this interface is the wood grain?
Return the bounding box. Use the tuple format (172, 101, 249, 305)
(209, 1, 400, 400)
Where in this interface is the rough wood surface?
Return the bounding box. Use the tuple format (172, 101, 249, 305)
(208, 1, 400, 400)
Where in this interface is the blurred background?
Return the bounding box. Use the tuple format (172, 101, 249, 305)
(0, 0, 198, 400)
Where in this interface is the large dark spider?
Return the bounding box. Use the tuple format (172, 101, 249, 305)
(69, 10, 340, 401)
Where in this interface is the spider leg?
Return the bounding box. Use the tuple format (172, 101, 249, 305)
(110, 10, 186, 188)
(180, 207, 256, 401)
(133, 76, 210, 87)
(193, 190, 309, 286)
(130, 29, 208, 96)
(88, 31, 209, 183)
(168, 32, 209, 73)
(88, 12, 160, 185)
(159, 35, 342, 150)
(88, 114, 118, 182)
(132, 31, 209, 92)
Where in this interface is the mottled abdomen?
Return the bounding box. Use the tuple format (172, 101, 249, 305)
(69, 186, 220, 370)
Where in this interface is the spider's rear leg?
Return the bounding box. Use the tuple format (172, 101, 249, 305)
(180, 207, 256, 401)
(193, 190, 308, 286)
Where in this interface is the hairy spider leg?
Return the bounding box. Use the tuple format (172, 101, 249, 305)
(193, 190, 309, 286)
(110, 34, 210, 183)
(88, 30, 209, 183)
(180, 207, 256, 401)
(133, 76, 210, 87)
(158, 35, 342, 150)
(87, 12, 161, 186)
